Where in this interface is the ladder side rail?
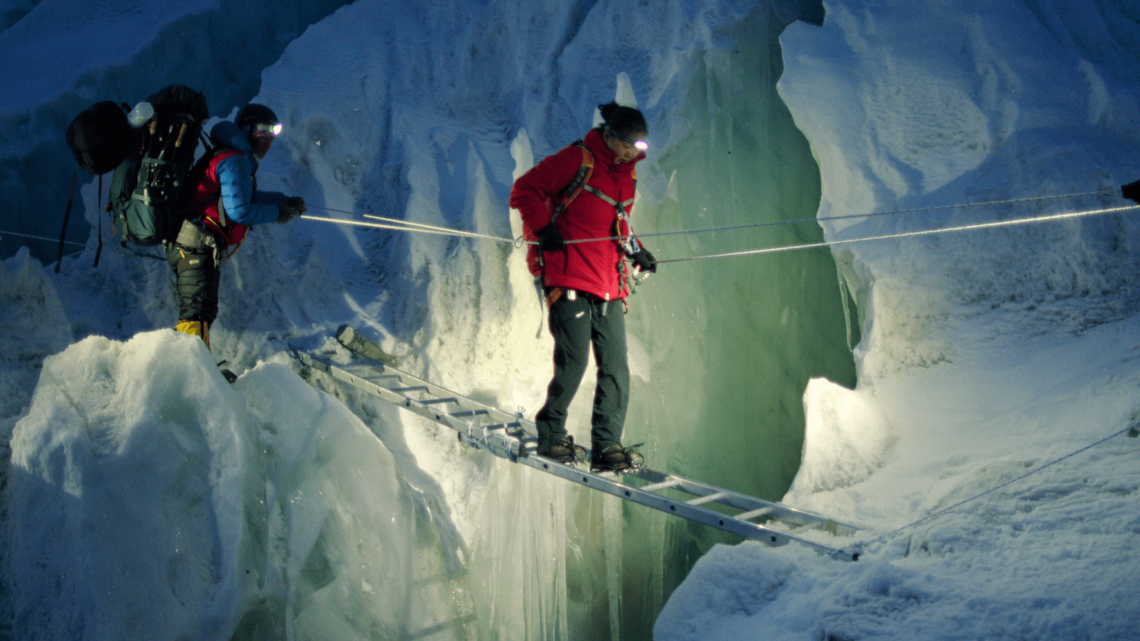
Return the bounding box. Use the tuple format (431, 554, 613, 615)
(316, 355, 538, 438)
(519, 454, 855, 560)
(296, 351, 860, 543)
(628, 469, 860, 536)
(304, 353, 495, 423)
(664, 479, 860, 535)
(299, 352, 524, 460)
(630, 469, 783, 511)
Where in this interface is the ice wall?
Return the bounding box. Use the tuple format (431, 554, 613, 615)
(778, 0, 1140, 380)
(648, 1, 1140, 637)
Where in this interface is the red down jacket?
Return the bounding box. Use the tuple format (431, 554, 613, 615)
(510, 127, 644, 301)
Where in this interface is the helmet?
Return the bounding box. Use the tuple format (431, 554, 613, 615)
(235, 104, 279, 131)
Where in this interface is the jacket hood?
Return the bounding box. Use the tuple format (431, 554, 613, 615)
(210, 121, 255, 160)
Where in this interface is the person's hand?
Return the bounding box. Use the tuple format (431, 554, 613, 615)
(286, 196, 307, 215)
(278, 197, 306, 224)
(536, 224, 565, 251)
(1122, 180, 1140, 205)
(631, 248, 657, 273)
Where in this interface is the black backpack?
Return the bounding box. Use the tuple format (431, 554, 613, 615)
(65, 101, 139, 175)
(60, 85, 209, 270)
(107, 85, 210, 247)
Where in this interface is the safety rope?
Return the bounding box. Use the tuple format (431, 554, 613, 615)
(659, 203, 1140, 264)
(832, 423, 1138, 560)
(299, 191, 1138, 263)
(561, 188, 1121, 245)
(2, 230, 86, 247)
(11, 191, 1134, 270)
(305, 207, 516, 244)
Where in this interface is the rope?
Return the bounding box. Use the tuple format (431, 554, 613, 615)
(2, 230, 86, 247)
(561, 188, 1121, 245)
(295, 194, 1140, 263)
(835, 424, 1137, 560)
(659, 203, 1140, 264)
(304, 207, 515, 244)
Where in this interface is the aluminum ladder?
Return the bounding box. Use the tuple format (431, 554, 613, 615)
(292, 346, 860, 562)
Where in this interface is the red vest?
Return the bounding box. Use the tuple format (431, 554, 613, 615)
(187, 148, 250, 253)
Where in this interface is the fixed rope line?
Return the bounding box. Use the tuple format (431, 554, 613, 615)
(835, 424, 1137, 560)
(2, 230, 86, 247)
(299, 196, 1139, 259)
(303, 213, 515, 244)
(564, 188, 1123, 245)
(657, 203, 1140, 264)
(313, 205, 513, 241)
(361, 214, 515, 243)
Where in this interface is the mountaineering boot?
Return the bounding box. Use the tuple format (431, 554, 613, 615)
(590, 444, 644, 473)
(216, 360, 238, 384)
(537, 436, 586, 464)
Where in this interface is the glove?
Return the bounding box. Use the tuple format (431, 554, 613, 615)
(1122, 180, 1140, 205)
(536, 224, 565, 251)
(631, 248, 657, 273)
(277, 196, 306, 224)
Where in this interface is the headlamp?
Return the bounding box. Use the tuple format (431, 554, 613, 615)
(253, 122, 283, 136)
(612, 129, 648, 151)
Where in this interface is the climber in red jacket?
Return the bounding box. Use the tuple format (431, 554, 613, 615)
(510, 102, 657, 472)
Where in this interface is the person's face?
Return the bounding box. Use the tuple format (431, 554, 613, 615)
(248, 123, 281, 161)
(604, 129, 647, 164)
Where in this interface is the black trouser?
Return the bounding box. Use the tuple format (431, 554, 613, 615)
(166, 243, 219, 324)
(535, 291, 630, 452)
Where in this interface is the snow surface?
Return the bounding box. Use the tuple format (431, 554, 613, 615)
(3, 0, 1140, 639)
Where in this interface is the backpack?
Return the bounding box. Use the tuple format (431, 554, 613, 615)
(522, 141, 595, 277)
(65, 101, 139, 175)
(105, 85, 210, 247)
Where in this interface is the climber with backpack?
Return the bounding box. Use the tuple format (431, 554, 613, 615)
(510, 102, 657, 473)
(166, 103, 306, 376)
(64, 90, 303, 381)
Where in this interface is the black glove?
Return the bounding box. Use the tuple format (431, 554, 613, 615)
(631, 248, 657, 273)
(278, 196, 306, 224)
(1123, 180, 1140, 205)
(536, 224, 565, 251)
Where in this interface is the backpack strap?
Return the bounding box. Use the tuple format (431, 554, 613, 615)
(550, 141, 594, 224)
(55, 165, 78, 274)
(178, 146, 241, 220)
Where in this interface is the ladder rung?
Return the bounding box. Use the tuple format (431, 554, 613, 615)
(640, 478, 683, 493)
(389, 386, 429, 393)
(450, 409, 491, 418)
(687, 491, 731, 506)
(421, 398, 458, 405)
(736, 507, 775, 522)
